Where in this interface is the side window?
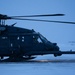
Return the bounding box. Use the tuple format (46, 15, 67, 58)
(17, 37, 20, 40)
(37, 38, 42, 43)
(17, 36, 24, 42)
(33, 35, 42, 43)
(22, 36, 24, 42)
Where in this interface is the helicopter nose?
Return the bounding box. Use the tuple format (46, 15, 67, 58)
(47, 42, 59, 51)
(51, 42, 60, 52)
(52, 43, 62, 57)
(53, 43, 57, 46)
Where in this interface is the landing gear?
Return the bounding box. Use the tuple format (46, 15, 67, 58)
(6, 55, 36, 62)
(23, 55, 36, 60)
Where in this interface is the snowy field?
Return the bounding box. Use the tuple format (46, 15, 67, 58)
(0, 54, 75, 75)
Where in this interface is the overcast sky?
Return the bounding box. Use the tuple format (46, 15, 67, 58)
(0, 0, 75, 49)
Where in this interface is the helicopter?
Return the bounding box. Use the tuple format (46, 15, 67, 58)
(0, 13, 75, 61)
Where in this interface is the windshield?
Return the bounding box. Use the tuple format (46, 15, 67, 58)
(33, 33, 51, 44)
(38, 33, 50, 44)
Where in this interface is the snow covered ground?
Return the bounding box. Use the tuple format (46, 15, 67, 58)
(0, 55, 75, 75)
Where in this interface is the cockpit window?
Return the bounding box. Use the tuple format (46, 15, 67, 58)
(39, 33, 48, 43)
(33, 33, 51, 44)
(37, 38, 42, 43)
(33, 35, 42, 43)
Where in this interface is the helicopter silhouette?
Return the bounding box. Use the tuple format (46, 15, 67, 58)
(0, 13, 75, 61)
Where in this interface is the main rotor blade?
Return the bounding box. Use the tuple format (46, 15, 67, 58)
(0, 14, 75, 24)
(11, 14, 64, 17)
(11, 17, 75, 24)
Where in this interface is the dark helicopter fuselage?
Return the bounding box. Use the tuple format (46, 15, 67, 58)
(0, 25, 60, 59)
(0, 14, 75, 60)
